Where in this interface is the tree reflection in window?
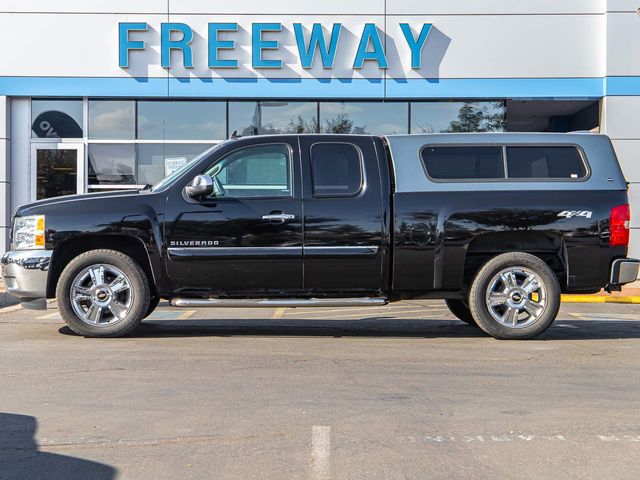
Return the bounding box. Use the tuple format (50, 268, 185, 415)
(412, 101, 506, 134)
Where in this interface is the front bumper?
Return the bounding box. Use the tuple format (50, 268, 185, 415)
(1, 250, 52, 300)
(609, 258, 640, 288)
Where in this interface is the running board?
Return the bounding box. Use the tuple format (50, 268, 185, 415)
(170, 297, 388, 308)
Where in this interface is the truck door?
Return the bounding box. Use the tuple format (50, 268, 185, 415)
(164, 137, 303, 295)
(299, 136, 389, 294)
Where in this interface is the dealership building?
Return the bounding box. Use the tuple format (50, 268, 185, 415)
(1, 1, 640, 257)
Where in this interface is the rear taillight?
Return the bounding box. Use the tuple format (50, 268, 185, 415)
(610, 204, 630, 247)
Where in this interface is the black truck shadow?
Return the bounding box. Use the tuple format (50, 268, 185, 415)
(0, 413, 116, 480)
(58, 317, 640, 340)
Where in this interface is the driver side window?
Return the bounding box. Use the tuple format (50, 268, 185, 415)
(205, 144, 292, 198)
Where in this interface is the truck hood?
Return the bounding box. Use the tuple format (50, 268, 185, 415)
(14, 189, 145, 217)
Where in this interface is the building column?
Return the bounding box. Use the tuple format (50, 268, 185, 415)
(0, 96, 9, 255)
(601, 96, 640, 260)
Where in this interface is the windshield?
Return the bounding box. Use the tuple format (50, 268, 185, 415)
(149, 142, 226, 192)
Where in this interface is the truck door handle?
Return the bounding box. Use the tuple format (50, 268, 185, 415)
(261, 213, 296, 223)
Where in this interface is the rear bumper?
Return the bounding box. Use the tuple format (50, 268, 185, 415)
(609, 258, 640, 287)
(1, 250, 52, 302)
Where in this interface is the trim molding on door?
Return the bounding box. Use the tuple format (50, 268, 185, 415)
(304, 246, 379, 257)
(168, 245, 379, 259)
(168, 246, 302, 259)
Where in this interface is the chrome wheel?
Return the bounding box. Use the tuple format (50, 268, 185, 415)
(485, 267, 546, 329)
(69, 264, 134, 326)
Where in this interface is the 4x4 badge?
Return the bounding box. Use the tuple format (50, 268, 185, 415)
(557, 210, 592, 219)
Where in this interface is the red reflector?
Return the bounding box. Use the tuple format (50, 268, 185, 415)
(610, 204, 630, 247)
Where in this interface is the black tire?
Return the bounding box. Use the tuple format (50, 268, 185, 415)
(144, 296, 161, 318)
(445, 299, 477, 326)
(468, 252, 560, 340)
(56, 249, 151, 337)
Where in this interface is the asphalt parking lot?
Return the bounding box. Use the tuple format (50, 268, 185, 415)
(1, 300, 640, 480)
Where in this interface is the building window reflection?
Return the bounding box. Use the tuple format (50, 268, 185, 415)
(137, 101, 226, 140)
(320, 102, 409, 135)
(229, 101, 317, 136)
(411, 101, 506, 133)
(88, 144, 137, 187)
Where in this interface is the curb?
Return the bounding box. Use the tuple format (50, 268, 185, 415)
(561, 294, 640, 304)
(0, 292, 19, 309)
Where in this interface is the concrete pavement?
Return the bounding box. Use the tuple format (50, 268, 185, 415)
(1, 300, 640, 479)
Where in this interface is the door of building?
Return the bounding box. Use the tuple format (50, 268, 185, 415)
(30, 143, 85, 200)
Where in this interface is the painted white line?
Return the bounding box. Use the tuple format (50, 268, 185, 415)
(37, 312, 61, 320)
(310, 426, 331, 480)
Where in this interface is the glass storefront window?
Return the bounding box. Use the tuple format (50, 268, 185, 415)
(411, 101, 506, 133)
(88, 100, 135, 139)
(229, 101, 317, 136)
(137, 101, 226, 140)
(31, 99, 83, 138)
(88, 144, 137, 186)
(320, 102, 408, 135)
(138, 143, 214, 186)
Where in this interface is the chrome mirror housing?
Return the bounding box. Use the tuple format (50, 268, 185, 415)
(184, 175, 214, 200)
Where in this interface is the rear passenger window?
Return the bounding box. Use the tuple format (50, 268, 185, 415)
(311, 143, 363, 196)
(506, 146, 587, 179)
(421, 146, 504, 180)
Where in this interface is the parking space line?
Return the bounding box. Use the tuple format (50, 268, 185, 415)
(37, 312, 61, 319)
(271, 308, 286, 319)
(310, 426, 331, 480)
(179, 310, 196, 320)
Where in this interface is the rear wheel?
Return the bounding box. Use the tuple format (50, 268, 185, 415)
(445, 299, 477, 326)
(56, 249, 150, 337)
(468, 252, 560, 340)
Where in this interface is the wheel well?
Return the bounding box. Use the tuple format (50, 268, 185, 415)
(462, 232, 567, 289)
(47, 235, 157, 298)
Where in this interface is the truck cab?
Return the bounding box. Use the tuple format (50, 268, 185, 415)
(2, 133, 638, 339)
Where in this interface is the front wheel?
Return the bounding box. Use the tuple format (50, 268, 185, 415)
(56, 249, 150, 337)
(468, 252, 560, 340)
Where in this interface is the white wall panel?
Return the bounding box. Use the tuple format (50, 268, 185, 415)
(628, 183, 640, 227)
(386, 15, 604, 79)
(606, 0, 639, 12)
(601, 96, 640, 140)
(0, 226, 8, 255)
(0, 1, 167, 13)
(170, 0, 384, 15)
(167, 15, 385, 79)
(606, 13, 640, 76)
(389, 0, 604, 15)
(629, 229, 640, 260)
(0, 13, 605, 79)
(611, 139, 640, 182)
(9, 99, 30, 213)
(0, 140, 9, 184)
(0, 14, 167, 78)
(0, 182, 9, 230)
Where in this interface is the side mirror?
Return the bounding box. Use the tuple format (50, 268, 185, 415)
(184, 175, 214, 200)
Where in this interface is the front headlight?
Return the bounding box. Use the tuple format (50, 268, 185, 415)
(13, 215, 46, 250)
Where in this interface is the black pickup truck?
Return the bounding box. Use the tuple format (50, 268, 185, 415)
(2, 133, 638, 339)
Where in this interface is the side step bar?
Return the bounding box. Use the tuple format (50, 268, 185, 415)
(170, 297, 388, 308)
